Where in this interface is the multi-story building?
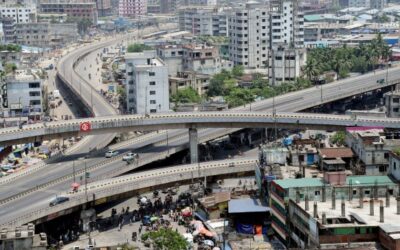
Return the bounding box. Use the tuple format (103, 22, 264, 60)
(156, 44, 184, 76)
(370, 0, 386, 9)
(118, 0, 147, 18)
(160, 0, 178, 13)
(5, 71, 43, 118)
(156, 43, 232, 76)
(39, 1, 98, 24)
(1, 17, 16, 43)
(15, 22, 78, 48)
(178, 7, 229, 37)
(268, 0, 305, 85)
(182, 0, 216, 6)
(228, 1, 269, 69)
(0, 4, 36, 24)
(270, 174, 398, 247)
(346, 128, 400, 175)
(169, 71, 211, 96)
(124, 51, 169, 114)
(348, 0, 370, 7)
(384, 91, 400, 118)
(96, 0, 112, 16)
(15, 22, 48, 47)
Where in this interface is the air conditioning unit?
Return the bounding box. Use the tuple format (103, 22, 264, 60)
(0, 233, 6, 239)
(27, 231, 33, 237)
(15, 231, 21, 238)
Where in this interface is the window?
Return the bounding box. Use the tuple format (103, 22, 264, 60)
(314, 190, 320, 196)
(150, 109, 157, 113)
(29, 82, 40, 88)
(149, 72, 155, 76)
(149, 81, 156, 85)
(379, 165, 387, 173)
(29, 91, 40, 97)
(394, 108, 399, 112)
(149, 90, 156, 95)
(150, 100, 156, 104)
(394, 162, 397, 170)
(30, 100, 41, 105)
(393, 98, 399, 103)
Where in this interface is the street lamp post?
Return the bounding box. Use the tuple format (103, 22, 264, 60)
(73, 161, 76, 183)
(18, 97, 22, 126)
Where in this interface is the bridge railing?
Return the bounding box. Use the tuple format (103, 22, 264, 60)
(1, 158, 257, 227)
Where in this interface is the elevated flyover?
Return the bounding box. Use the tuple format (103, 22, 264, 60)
(1, 158, 257, 227)
(0, 112, 398, 146)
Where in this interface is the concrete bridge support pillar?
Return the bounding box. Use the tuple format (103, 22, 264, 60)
(189, 128, 198, 164)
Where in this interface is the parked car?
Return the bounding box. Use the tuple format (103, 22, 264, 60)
(49, 196, 69, 207)
(122, 152, 138, 161)
(105, 150, 119, 158)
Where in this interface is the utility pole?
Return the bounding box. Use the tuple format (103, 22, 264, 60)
(73, 161, 76, 183)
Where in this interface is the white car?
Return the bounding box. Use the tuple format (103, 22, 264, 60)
(122, 152, 138, 161)
(105, 150, 119, 158)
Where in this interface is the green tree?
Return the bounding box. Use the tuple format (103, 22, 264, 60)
(231, 65, 244, 77)
(117, 85, 127, 110)
(302, 58, 321, 83)
(331, 131, 346, 146)
(225, 88, 254, 107)
(171, 87, 201, 104)
(207, 69, 234, 96)
(4, 63, 17, 74)
(127, 43, 152, 53)
(141, 228, 188, 250)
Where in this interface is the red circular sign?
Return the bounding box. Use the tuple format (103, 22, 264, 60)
(80, 122, 91, 132)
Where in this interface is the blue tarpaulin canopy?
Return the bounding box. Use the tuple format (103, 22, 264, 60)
(228, 198, 270, 214)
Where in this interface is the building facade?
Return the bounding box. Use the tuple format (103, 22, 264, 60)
(268, 0, 305, 85)
(118, 0, 147, 18)
(96, 0, 112, 16)
(228, 1, 269, 69)
(5, 71, 43, 118)
(15, 22, 78, 48)
(0, 4, 36, 24)
(178, 7, 229, 37)
(39, 2, 98, 24)
(1, 17, 16, 43)
(125, 51, 169, 114)
(384, 91, 400, 118)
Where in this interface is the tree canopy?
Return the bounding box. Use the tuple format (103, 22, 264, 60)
(127, 43, 152, 53)
(171, 87, 201, 104)
(304, 34, 391, 81)
(0, 44, 21, 52)
(141, 228, 188, 250)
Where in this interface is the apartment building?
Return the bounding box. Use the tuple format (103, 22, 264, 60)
(385, 91, 400, 118)
(1, 17, 16, 43)
(268, 0, 305, 85)
(270, 174, 398, 247)
(346, 128, 400, 175)
(178, 7, 229, 37)
(124, 51, 169, 114)
(5, 71, 43, 118)
(157, 43, 232, 76)
(118, 0, 147, 18)
(228, 1, 269, 69)
(15, 22, 78, 48)
(39, 1, 98, 24)
(169, 71, 210, 96)
(0, 4, 36, 24)
(96, 0, 112, 16)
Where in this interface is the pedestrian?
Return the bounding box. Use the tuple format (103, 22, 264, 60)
(139, 224, 142, 234)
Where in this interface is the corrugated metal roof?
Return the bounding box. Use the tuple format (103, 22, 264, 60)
(273, 178, 325, 189)
(228, 198, 270, 214)
(346, 175, 395, 186)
